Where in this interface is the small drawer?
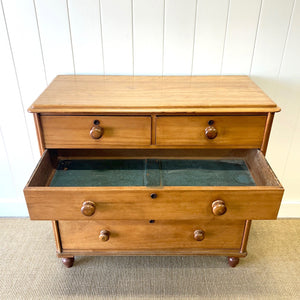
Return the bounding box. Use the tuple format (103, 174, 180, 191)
(59, 220, 245, 251)
(24, 149, 283, 221)
(40, 116, 151, 148)
(156, 116, 266, 147)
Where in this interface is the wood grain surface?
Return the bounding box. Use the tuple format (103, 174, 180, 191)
(59, 219, 245, 250)
(41, 115, 151, 148)
(156, 115, 266, 147)
(23, 75, 284, 263)
(24, 148, 283, 221)
(28, 76, 280, 113)
(24, 188, 283, 221)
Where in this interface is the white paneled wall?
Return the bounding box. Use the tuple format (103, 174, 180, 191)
(133, 0, 164, 75)
(100, 0, 133, 74)
(0, 0, 299, 217)
(192, 0, 229, 75)
(221, 0, 262, 74)
(35, 0, 74, 82)
(68, 0, 104, 74)
(163, 0, 197, 75)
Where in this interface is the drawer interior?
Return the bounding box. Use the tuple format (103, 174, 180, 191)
(50, 158, 255, 187)
(25, 149, 283, 221)
(26, 149, 281, 188)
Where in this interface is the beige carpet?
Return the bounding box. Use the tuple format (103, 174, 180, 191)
(0, 218, 299, 299)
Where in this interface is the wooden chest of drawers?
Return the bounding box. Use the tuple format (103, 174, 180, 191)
(24, 75, 284, 268)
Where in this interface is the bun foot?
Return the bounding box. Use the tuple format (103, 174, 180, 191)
(62, 257, 74, 268)
(227, 257, 239, 267)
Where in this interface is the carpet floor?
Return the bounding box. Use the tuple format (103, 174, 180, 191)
(0, 218, 299, 299)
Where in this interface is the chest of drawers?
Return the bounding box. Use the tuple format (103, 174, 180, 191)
(24, 75, 284, 268)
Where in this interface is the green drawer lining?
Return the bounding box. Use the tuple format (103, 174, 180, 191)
(50, 159, 256, 187)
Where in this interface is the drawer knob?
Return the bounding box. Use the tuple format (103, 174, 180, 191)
(212, 200, 227, 216)
(194, 229, 205, 241)
(205, 121, 217, 139)
(81, 201, 96, 216)
(90, 120, 104, 139)
(99, 230, 110, 242)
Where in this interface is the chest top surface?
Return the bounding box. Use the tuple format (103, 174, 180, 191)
(29, 75, 279, 114)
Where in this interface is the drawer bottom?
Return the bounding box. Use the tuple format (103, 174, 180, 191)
(59, 220, 245, 252)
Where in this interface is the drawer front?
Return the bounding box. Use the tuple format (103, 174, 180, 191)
(24, 149, 283, 221)
(59, 220, 245, 251)
(41, 116, 151, 148)
(156, 116, 266, 147)
(25, 189, 283, 221)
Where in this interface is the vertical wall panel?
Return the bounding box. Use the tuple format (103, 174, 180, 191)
(250, 0, 295, 178)
(0, 0, 299, 217)
(0, 4, 34, 206)
(283, 114, 300, 202)
(0, 128, 16, 201)
(2, 0, 47, 162)
(100, 0, 133, 75)
(222, 0, 261, 74)
(0, 128, 28, 216)
(133, 0, 164, 75)
(163, 0, 197, 75)
(192, 0, 229, 75)
(68, 0, 104, 74)
(35, 0, 74, 82)
(275, 0, 300, 202)
(250, 0, 294, 92)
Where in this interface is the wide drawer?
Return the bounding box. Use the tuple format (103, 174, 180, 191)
(59, 220, 245, 251)
(40, 116, 151, 148)
(156, 116, 266, 147)
(24, 149, 284, 221)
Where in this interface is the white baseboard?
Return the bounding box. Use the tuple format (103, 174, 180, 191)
(0, 200, 29, 217)
(0, 199, 299, 218)
(277, 201, 300, 218)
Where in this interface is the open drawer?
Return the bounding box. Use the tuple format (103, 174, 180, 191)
(24, 149, 284, 221)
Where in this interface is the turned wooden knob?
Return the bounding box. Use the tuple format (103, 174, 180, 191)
(99, 230, 110, 242)
(90, 120, 104, 139)
(205, 125, 218, 139)
(194, 229, 205, 241)
(81, 201, 96, 216)
(212, 200, 227, 216)
(205, 120, 217, 139)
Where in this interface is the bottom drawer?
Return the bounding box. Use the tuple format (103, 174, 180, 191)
(59, 220, 245, 251)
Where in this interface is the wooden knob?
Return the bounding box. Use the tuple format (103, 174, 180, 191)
(99, 230, 110, 242)
(81, 201, 96, 216)
(212, 200, 227, 216)
(90, 120, 104, 139)
(205, 125, 218, 139)
(194, 229, 205, 241)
